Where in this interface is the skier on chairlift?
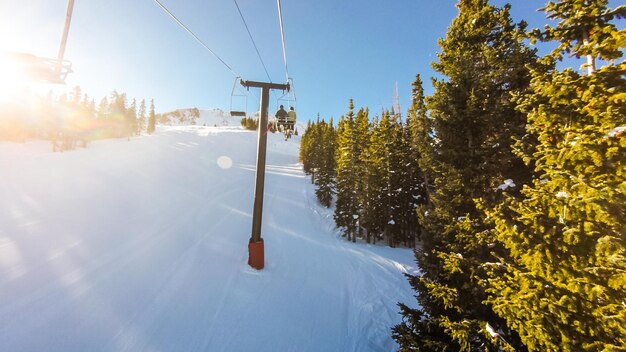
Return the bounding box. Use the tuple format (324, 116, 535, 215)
(275, 104, 288, 131)
(286, 106, 296, 131)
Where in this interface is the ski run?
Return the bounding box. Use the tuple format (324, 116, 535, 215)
(0, 114, 418, 351)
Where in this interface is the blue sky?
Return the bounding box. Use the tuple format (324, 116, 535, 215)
(0, 0, 616, 122)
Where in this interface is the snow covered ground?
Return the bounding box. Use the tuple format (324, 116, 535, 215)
(0, 124, 417, 351)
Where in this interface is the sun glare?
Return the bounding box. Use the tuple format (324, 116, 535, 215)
(0, 53, 28, 100)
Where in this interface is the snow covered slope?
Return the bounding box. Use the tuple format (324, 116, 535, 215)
(0, 125, 417, 351)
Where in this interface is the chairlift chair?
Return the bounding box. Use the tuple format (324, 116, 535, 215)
(4, 0, 75, 85)
(3, 52, 73, 84)
(274, 77, 296, 132)
(230, 76, 247, 117)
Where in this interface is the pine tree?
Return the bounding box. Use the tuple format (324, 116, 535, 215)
(300, 120, 313, 170)
(363, 112, 392, 244)
(389, 114, 421, 248)
(335, 100, 360, 242)
(147, 99, 156, 135)
(386, 112, 408, 247)
(314, 119, 337, 207)
(394, 0, 537, 349)
(138, 99, 146, 134)
(127, 98, 138, 137)
(97, 97, 109, 120)
(486, 1, 626, 350)
(407, 74, 432, 210)
(353, 107, 370, 241)
(70, 86, 82, 106)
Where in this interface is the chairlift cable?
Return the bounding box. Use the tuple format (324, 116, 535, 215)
(154, 0, 239, 77)
(276, 0, 296, 110)
(276, 0, 290, 82)
(233, 0, 272, 83)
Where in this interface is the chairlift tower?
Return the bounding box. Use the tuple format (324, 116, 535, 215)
(55, 0, 74, 79)
(241, 79, 289, 270)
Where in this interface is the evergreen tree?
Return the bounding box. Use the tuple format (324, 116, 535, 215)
(147, 99, 156, 135)
(334, 100, 359, 242)
(394, 0, 537, 350)
(70, 86, 82, 106)
(138, 99, 146, 134)
(386, 112, 408, 247)
(109, 90, 127, 137)
(406, 74, 432, 210)
(353, 107, 370, 241)
(305, 117, 323, 181)
(388, 114, 421, 247)
(486, 1, 626, 350)
(97, 97, 109, 120)
(300, 120, 313, 169)
(314, 119, 337, 207)
(363, 112, 392, 244)
(127, 98, 138, 137)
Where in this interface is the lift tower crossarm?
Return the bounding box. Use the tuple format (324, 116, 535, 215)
(240, 79, 290, 270)
(241, 80, 289, 91)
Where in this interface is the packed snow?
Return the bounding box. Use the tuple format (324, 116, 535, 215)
(0, 122, 417, 351)
(608, 126, 626, 138)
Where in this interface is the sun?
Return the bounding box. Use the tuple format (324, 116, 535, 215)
(0, 53, 29, 99)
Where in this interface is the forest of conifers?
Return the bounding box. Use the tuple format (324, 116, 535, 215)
(300, 0, 625, 350)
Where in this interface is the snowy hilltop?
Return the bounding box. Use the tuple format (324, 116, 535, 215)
(156, 107, 243, 127)
(0, 124, 417, 351)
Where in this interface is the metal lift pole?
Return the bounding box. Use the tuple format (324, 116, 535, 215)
(56, 0, 75, 75)
(241, 79, 289, 270)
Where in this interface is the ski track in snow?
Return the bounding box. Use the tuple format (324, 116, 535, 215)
(0, 125, 418, 352)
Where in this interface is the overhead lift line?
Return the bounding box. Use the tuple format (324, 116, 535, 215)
(154, 0, 239, 77)
(233, 0, 272, 83)
(276, 0, 290, 82)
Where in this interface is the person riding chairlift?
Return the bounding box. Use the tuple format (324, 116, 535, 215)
(286, 106, 296, 131)
(275, 105, 288, 126)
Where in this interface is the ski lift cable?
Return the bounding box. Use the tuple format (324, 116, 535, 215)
(276, 0, 290, 82)
(153, 0, 239, 77)
(276, 0, 296, 108)
(233, 0, 272, 83)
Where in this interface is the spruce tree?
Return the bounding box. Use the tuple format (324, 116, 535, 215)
(363, 112, 392, 244)
(394, 0, 537, 349)
(353, 107, 370, 241)
(127, 98, 138, 137)
(138, 99, 146, 134)
(147, 99, 156, 135)
(314, 119, 337, 207)
(335, 100, 359, 242)
(300, 120, 313, 171)
(486, 1, 626, 350)
(406, 74, 432, 209)
(97, 97, 109, 120)
(386, 112, 408, 247)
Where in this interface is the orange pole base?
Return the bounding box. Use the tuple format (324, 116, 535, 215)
(248, 238, 264, 270)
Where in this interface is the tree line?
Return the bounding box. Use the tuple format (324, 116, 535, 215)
(0, 86, 157, 146)
(301, 0, 625, 350)
(300, 106, 424, 247)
